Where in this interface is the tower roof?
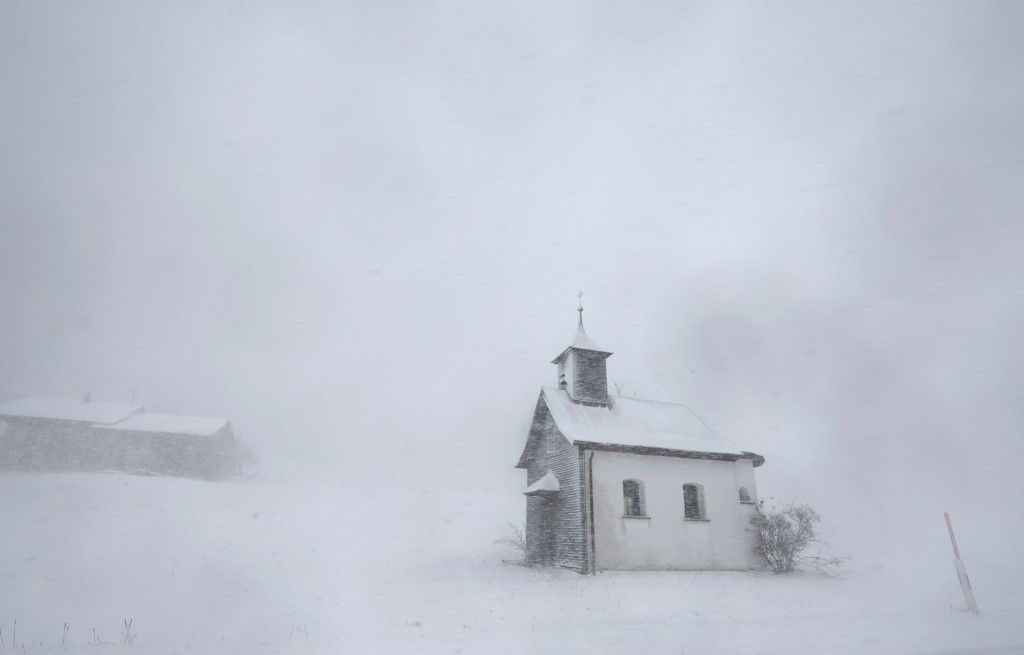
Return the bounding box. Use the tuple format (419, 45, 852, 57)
(569, 318, 605, 352)
(552, 309, 611, 363)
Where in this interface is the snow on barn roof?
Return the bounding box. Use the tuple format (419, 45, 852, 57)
(102, 412, 229, 437)
(0, 396, 143, 424)
(541, 387, 750, 458)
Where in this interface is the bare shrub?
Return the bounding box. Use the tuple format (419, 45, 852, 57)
(751, 501, 846, 574)
(612, 379, 640, 398)
(120, 618, 137, 647)
(494, 523, 526, 559)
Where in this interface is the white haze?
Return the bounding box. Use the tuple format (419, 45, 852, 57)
(2, 0, 1023, 560)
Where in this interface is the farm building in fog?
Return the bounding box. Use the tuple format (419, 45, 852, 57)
(0, 396, 237, 479)
(517, 307, 765, 573)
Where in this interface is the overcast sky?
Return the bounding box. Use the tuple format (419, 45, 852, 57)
(2, 2, 1023, 511)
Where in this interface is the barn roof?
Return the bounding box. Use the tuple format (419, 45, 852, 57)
(101, 412, 229, 437)
(0, 396, 143, 424)
(538, 387, 758, 461)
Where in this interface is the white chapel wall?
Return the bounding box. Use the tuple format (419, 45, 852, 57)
(590, 450, 759, 570)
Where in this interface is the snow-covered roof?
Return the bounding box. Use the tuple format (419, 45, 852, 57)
(523, 470, 561, 495)
(552, 319, 611, 363)
(0, 396, 143, 424)
(569, 320, 606, 352)
(102, 412, 229, 437)
(541, 387, 749, 457)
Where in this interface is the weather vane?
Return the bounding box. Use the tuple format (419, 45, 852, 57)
(577, 290, 584, 314)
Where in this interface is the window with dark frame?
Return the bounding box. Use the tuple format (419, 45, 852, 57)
(622, 479, 644, 517)
(683, 483, 705, 519)
(738, 487, 751, 503)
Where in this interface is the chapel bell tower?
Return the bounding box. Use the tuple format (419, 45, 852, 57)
(551, 294, 612, 406)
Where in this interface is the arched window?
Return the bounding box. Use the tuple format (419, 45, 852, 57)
(738, 487, 751, 503)
(683, 483, 706, 520)
(622, 479, 645, 517)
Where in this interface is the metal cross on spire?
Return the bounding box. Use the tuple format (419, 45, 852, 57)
(577, 290, 584, 323)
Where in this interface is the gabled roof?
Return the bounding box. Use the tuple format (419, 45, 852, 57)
(523, 470, 560, 495)
(0, 396, 143, 424)
(520, 387, 762, 465)
(100, 413, 230, 437)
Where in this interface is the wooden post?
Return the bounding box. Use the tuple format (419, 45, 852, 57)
(944, 512, 979, 614)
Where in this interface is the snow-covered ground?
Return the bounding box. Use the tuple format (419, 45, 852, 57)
(1, 470, 1021, 654)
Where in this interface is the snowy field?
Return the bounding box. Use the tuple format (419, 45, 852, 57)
(1, 470, 1022, 655)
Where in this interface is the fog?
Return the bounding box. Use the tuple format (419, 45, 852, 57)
(4, 4, 1024, 652)
(3, 2, 1023, 513)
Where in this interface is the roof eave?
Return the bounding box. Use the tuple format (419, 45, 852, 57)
(574, 440, 747, 462)
(524, 488, 559, 497)
(550, 346, 614, 365)
(742, 451, 767, 467)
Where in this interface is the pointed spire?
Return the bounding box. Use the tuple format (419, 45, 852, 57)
(552, 292, 612, 364)
(570, 317, 605, 352)
(568, 290, 607, 353)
